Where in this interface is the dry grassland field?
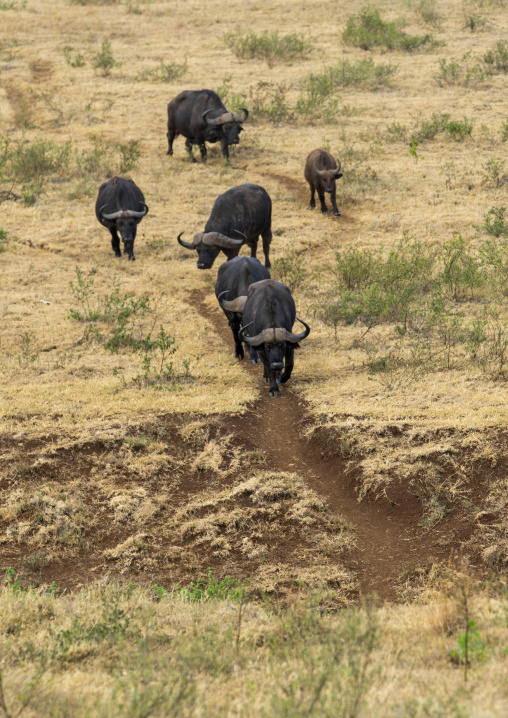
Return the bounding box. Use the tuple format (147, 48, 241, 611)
(1, 0, 508, 714)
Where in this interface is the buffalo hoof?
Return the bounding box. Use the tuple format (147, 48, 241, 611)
(236, 353, 245, 360)
(251, 359, 257, 364)
(309, 204, 315, 210)
(115, 252, 121, 258)
(263, 377, 268, 383)
(321, 208, 329, 215)
(257, 357, 262, 364)
(189, 157, 197, 164)
(269, 390, 280, 398)
(166, 149, 173, 155)
(334, 211, 341, 217)
(129, 256, 136, 261)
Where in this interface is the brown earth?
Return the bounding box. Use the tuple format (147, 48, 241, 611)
(192, 290, 482, 601)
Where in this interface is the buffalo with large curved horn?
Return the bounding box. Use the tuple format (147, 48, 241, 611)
(177, 184, 272, 270)
(237, 279, 311, 397)
(202, 108, 249, 125)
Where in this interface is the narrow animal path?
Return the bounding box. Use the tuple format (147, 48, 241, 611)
(193, 290, 460, 602)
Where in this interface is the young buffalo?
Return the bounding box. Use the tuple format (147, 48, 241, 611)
(304, 149, 343, 216)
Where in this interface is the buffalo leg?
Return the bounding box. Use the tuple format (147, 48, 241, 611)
(167, 128, 176, 155)
(280, 346, 294, 384)
(309, 186, 316, 210)
(262, 229, 272, 268)
(220, 138, 231, 166)
(330, 188, 340, 216)
(317, 187, 328, 214)
(185, 139, 197, 163)
(248, 346, 260, 364)
(268, 369, 279, 397)
(249, 239, 258, 259)
(198, 143, 207, 163)
(110, 228, 121, 258)
(229, 315, 244, 360)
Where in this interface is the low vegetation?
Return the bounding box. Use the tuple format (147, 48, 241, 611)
(342, 7, 440, 52)
(0, 571, 505, 717)
(224, 29, 312, 66)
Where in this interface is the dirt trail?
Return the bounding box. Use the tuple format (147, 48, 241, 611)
(193, 291, 460, 602)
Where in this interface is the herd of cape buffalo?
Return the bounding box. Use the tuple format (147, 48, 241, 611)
(95, 88, 343, 397)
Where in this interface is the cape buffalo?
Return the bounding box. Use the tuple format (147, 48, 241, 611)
(216, 256, 271, 362)
(230, 279, 311, 398)
(95, 177, 148, 261)
(304, 149, 343, 216)
(166, 89, 248, 165)
(177, 183, 272, 270)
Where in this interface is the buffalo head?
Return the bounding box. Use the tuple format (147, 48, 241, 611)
(177, 230, 245, 269)
(313, 159, 343, 194)
(202, 108, 248, 147)
(100, 203, 148, 260)
(238, 321, 310, 371)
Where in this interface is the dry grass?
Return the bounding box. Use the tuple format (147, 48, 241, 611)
(1, 0, 508, 709)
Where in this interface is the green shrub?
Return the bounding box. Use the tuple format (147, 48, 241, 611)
(0, 138, 72, 205)
(224, 29, 312, 67)
(63, 47, 85, 67)
(135, 59, 188, 83)
(178, 568, 248, 603)
(386, 121, 408, 143)
(449, 620, 487, 665)
(216, 75, 248, 111)
(411, 111, 450, 141)
(304, 58, 397, 92)
(118, 140, 140, 173)
(463, 12, 487, 32)
(249, 81, 292, 123)
(92, 39, 117, 76)
(413, 0, 442, 27)
(480, 206, 508, 238)
(342, 7, 438, 52)
(499, 117, 508, 142)
(482, 157, 505, 188)
(435, 52, 488, 87)
(271, 249, 308, 292)
(444, 117, 474, 141)
(483, 40, 508, 73)
(0, 227, 13, 252)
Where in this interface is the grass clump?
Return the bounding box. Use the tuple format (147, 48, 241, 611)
(135, 58, 188, 83)
(480, 206, 508, 238)
(224, 29, 312, 67)
(444, 117, 474, 141)
(342, 7, 439, 52)
(178, 568, 248, 603)
(271, 249, 309, 293)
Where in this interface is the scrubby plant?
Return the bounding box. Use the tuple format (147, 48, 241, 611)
(135, 58, 188, 83)
(63, 47, 85, 67)
(410, 111, 450, 141)
(118, 140, 140, 173)
(248, 81, 292, 123)
(342, 7, 438, 52)
(224, 29, 312, 67)
(271, 249, 308, 293)
(92, 39, 117, 76)
(482, 157, 506, 188)
(435, 52, 488, 87)
(499, 117, 508, 142)
(178, 568, 248, 603)
(385, 121, 408, 142)
(483, 40, 508, 73)
(481, 206, 508, 238)
(444, 117, 474, 141)
(18, 332, 39, 368)
(304, 58, 397, 92)
(413, 0, 442, 27)
(463, 11, 487, 32)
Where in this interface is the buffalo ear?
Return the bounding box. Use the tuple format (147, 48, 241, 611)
(336, 172, 343, 179)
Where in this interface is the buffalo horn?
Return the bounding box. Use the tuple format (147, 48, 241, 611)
(233, 229, 247, 240)
(220, 293, 248, 312)
(102, 207, 148, 220)
(202, 232, 244, 249)
(177, 232, 195, 250)
(203, 109, 233, 126)
(240, 318, 311, 346)
(334, 160, 342, 177)
(232, 108, 249, 123)
(313, 160, 325, 178)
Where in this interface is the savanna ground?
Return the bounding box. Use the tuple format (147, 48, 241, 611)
(0, 0, 508, 714)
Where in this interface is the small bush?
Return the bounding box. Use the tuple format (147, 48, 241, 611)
(483, 40, 508, 74)
(499, 117, 508, 142)
(135, 58, 188, 83)
(482, 157, 506, 188)
(0, 227, 13, 252)
(0, 138, 72, 205)
(63, 47, 85, 67)
(304, 58, 397, 92)
(271, 249, 308, 292)
(92, 39, 117, 76)
(435, 52, 488, 87)
(481, 206, 508, 238)
(386, 121, 408, 143)
(249, 81, 292, 123)
(413, 0, 442, 27)
(342, 7, 438, 52)
(463, 12, 487, 32)
(444, 117, 474, 141)
(216, 75, 248, 111)
(411, 111, 450, 141)
(178, 568, 247, 603)
(224, 29, 312, 67)
(118, 140, 140, 173)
